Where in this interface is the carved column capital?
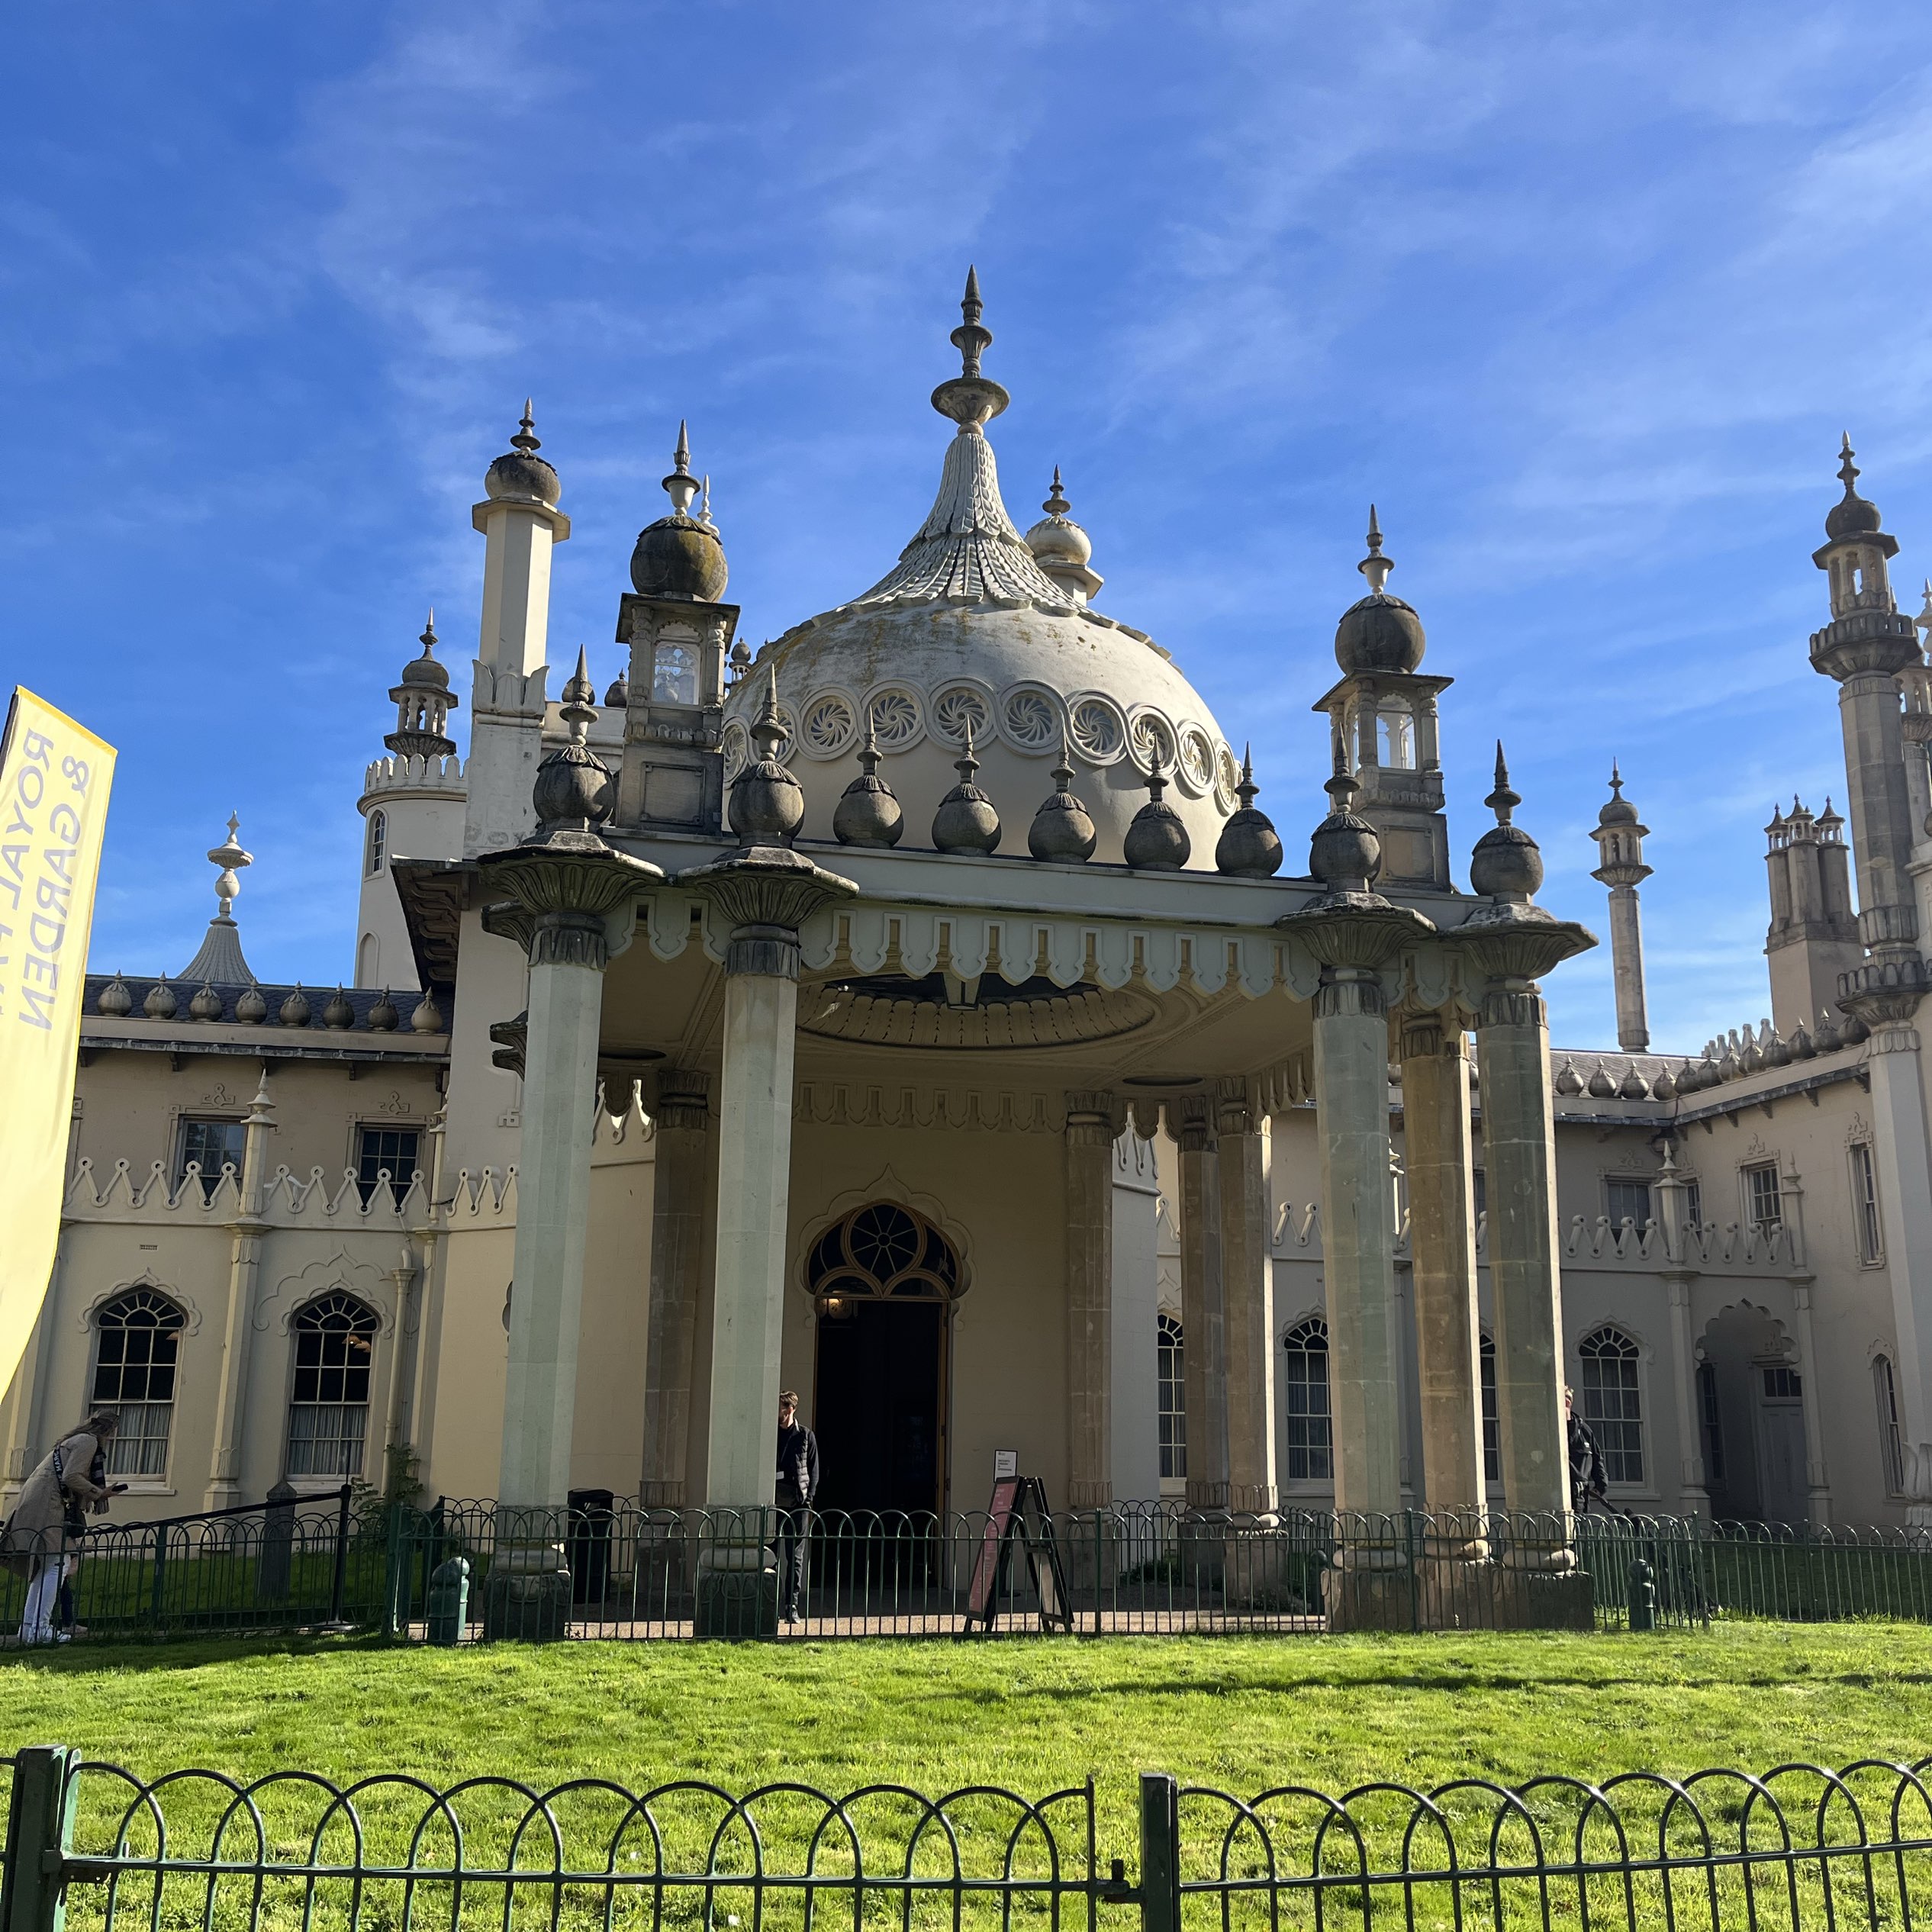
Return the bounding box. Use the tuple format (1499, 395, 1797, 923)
(1396, 1007, 1470, 1063)
(1457, 907, 1596, 993)
(655, 1068, 713, 1132)
(677, 848, 858, 980)
(1214, 1074, 1255, 1138)
(1064, 1090, 1125, 1145)
(1174, 1092, 1216, 1154)
(1314, 964, 1387, 1022)
(480, 845, 665, 969)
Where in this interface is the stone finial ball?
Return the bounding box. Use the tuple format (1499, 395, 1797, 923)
(1334, 594, 1425, 675)
(630, 517, 729, 603)
(833, 774, 903, 848)
(1028, 791, 1098, 863)
(730, 760, 805, 843)
(1215, 808, 1283, 877)
(485, 449, 562, 507)
(1309, 813, 1381, 887)
(1470, 823, 1544, 900)
(533, 742, 615, 832)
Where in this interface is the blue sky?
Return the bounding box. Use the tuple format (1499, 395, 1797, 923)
(8, 2, 1932, 1049)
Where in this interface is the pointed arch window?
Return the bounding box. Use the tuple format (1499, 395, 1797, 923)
(807, 1202, 959, 1310)
(1157, 1313, 1186, 1481)
(1579, 1326, 1644, 1485)
(365, 810, 387, 876)
(286, 1293, 378, 1478)
(91, 1289, 185, 1479)
(1876, 1354, 1906, 1497)
(1282, 1317, 1333, 1482)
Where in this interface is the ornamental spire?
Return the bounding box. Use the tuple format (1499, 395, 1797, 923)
(1358, 505, 1393, 595)
(931, 266, 1010, 433)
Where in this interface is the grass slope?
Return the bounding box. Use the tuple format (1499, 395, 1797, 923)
(2, 1625, 1930, 1802)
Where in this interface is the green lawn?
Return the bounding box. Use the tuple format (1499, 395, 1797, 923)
(4, 1624, 1930, 1798)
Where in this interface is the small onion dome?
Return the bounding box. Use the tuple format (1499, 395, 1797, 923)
(323, 987, 356, 1029)
(1766, 1029, 1792, 1067)
(729, 675, 804, 845)
(189, 982, 224, 1022)
(833, 721, 904, 848)
(1215, 746, 1283, 877)
(399, 613, 450, 692)
(1469, 743, 1544, 901)
(1618, 1062, 1650, 1100)
(603, 665, 630, 709)
(1598, 763, 1639, 826)
(1586, 1061, 1617, 1098)
(279, 986, 312, 1027)
(236, 984, 268, 1023)
(1843, 1009, 1871, 1045)
(630, 419, 729, 601)
(1027, 736, 1097, 863)
(1789, 1021, 1816, 1060)
(1335, 506, 1425, 675)
(1123, 755, 1190, 871)
(533, 648, 615, 836)
(1023, 469, 1104, 604)
(484, 401, 562, 507)
(932, 723, 1002, 855)
(1824, 433, 1883, 539)
(97, 973, 133, 1017)
(1308, 748, 1382, 893)
(1553, 1056, 1585, 1096)
(369, 990, 400, 1032)
(411, 990, 445, 1034)
(1649, 1065, 1676, 1100)
(1814, 1009, 1843, 1051)
(143, 979, 178, 1019)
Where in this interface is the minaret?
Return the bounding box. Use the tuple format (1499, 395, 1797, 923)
(1588, 764, 1651, 1052)
(1808, 436, 1925, 1000)
(1309, 508, 1453, 888)
(465, 402, 571, 856)
(611, 420, 739, 832)
(355, 613, 467, 989)
(1763, 792, 1861, 1036)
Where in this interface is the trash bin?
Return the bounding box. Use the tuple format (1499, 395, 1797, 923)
(565, 1488, 615, 1605)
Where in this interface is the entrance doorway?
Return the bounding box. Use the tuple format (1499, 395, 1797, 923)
(807, 1202, 957, 1518)
(1696, 1302, 1809, 1525)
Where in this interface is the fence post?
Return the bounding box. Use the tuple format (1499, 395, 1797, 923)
(1138, 1772, 1180, 1932)
(2, 1746, 80, 1932)
(147, 1527, 167, 1636)
(382, 1501, 407, 1640)
(329, 1485, 352, 1625)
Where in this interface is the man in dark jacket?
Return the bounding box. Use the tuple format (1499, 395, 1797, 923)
(774, 1391, 819, 1624)
(1566, 1386, 1609, 1515)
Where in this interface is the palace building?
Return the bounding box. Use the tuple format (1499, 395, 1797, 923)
(14, 278, 1932, 1589)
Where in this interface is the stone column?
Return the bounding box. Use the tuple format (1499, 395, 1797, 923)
(1786, 1281, 1834, 1524)
(1396, 1006, 1484, 1525)
(1466, 935, 1574, 1528)
(204, 1071, 276, 1510)
(1064, 1092, 1119, 1509)
(479, 845, 662, 1510)
(1174, 1094, 1229, 1512)
(679, 847, 855, 1631)
(640, 1070, 713, 1506)
(1309, 961, 1403, 1518)
(1216, 1077, 1276, 1514)
(1663, 1275, 1709, 1515)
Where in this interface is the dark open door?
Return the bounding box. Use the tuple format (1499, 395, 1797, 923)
(812, 1299, 944, 1517)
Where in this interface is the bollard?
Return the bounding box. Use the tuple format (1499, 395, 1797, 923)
(427, 1555, 471, 1645)
(1628, 1557, 1657, 1632)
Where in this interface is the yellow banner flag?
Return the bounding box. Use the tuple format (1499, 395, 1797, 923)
(0, 689, 116, 1398)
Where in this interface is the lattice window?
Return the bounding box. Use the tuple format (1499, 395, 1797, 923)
(1852, 1142, 1882, 1264)
(356, 1125, 421, 1207)
(1876, 1354, 1906, 1497)
(1158, 1313, 1186, 1482)
(177, 1117, 245, 1201)
(652, 641, 697, 705)
(1479, 1335, 1499, 1486)
(91, 1289, 185, 1480)
(1579, 1326, 1644, 1486)
(1282, 1317, 1333, 1483)
(286, 1293, 378, 1478)
(1605, 1177, 1651, 1230)
(807, 1202, 958, 1306)
(1744, 1162, 1782, 1233)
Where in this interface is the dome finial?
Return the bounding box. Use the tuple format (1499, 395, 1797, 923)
(1840, 430, 1858, 489)
(932, 714, 1001, 854)
(955, 266, 990, 376)
(1609, 758, 1622, 798)
(512, 399, 539, 453)
(1486, 741, 1519, 826)
(1358, 505, 1393, 596)
(1027, 729, 1098, 862)
(560, 646, 597, 740)
(932, 268, 1009, 431)
(1044, 466, 1070, 517)
(662, 420, 700, 517)
(1306, 733, 1383, 899)
(485, 400, 562, 505)
(834, 714, 904, 848)
(1214, 740, 1283, 877)
(420, 610, 438, 654)
(1124, 749, 1191, 870)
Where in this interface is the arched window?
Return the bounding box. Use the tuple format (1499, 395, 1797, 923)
(365, 810, 387, 876)
(1478, 1335, 1499, 1485)
(1157, 1313, 1186, 1480)
(1875, 1354, 1906, 1496)
(807, 1201, 958, 1310)
(1282, 1317, 1333, 1482)
(1377, 700, 1415, 770)
(652, 640, 697, 705)
(286, 1293, 378, 1478)
(90, 1289, 185, 1479)
(1578, 1326, 1644, 1485)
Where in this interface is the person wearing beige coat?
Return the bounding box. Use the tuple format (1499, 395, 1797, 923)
(3, 1410, 119, 1645)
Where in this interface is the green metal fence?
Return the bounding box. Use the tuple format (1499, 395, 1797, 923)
(7, 1746, 1932, 1930)
(17, 1494, 1932, 1644)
